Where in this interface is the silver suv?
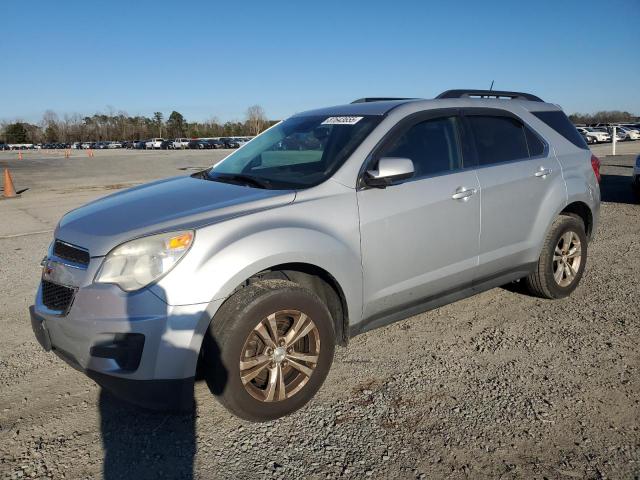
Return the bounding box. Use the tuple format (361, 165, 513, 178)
(30, 90, 601, 421)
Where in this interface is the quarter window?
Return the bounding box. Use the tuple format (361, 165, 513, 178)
(377, 116, 462, 179)
(532, 111, 588, 150)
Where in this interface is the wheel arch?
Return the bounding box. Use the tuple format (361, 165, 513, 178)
(194, 261, 351, 381)
(242, 263, 350, 346)
(560, 201, 594, 239)
(531, 196, 596, 267)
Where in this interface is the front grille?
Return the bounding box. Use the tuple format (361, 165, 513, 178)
(42, 280, 75, 313)
(53, 240, 90, 266)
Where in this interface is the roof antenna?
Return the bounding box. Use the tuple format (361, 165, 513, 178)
(489, 80, 494, 92)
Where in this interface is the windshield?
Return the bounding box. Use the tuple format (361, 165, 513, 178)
(207, 115, 381, 189)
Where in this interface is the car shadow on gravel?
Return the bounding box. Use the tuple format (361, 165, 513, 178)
(600, 173, 638, 205)
(99, 389, 197, 479)
(97, 282, 226, 480)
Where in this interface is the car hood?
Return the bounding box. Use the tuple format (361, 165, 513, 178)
(55, 175, 295, 256)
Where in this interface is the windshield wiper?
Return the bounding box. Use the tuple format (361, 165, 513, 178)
(209, 173, 272, 189)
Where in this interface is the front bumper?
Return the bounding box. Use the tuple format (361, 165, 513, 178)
(31, 305, 194, 410)
(30, 279, 214, 411)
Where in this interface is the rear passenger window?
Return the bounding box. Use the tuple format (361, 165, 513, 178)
(378, 116, 462, 179)
(468, 116, 530, 165)
(532, 111, 588, 150)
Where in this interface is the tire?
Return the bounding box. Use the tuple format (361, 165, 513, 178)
(524, 215, 588, 299)
(202, 279, 335, 421)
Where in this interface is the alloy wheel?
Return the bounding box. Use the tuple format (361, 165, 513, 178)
(553, 231, 582, 287)
(239, 310, 320, 402)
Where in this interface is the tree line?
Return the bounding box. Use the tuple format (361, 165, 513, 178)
(3, 107, 637, 144)
(0, 105, 277, 144)
(567, 110, 637, 125)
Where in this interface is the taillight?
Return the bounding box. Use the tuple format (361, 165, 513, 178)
(591, 154, 601, 183)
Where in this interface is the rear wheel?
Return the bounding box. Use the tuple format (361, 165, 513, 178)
(525, 215, 588, 299)
(203, 280, 335, 421)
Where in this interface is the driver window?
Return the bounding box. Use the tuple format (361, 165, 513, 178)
(379, 116, 462, 179)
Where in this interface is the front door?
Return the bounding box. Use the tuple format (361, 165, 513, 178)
(357, 113, 480, 321)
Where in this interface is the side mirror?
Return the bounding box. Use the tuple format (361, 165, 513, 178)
(365, 157, 415, 188)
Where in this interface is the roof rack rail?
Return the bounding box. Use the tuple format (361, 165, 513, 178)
(351, 97, 417, 104)
(436, 89, 543, 102)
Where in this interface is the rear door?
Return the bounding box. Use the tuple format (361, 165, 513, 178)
(357, 110, 481, 321)
(464, 109, 563, 279)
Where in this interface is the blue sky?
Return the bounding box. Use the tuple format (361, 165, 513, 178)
(2, 0, 638, 123)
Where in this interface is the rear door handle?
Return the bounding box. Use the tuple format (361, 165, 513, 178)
(451, 187, 476, 200)
(534, 168, 552, 178)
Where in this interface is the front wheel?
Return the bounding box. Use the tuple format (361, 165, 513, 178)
(525, 215, 588, 299)
(203, 280, 335, 421)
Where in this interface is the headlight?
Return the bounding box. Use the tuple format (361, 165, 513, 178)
(95, 230, 194, 291)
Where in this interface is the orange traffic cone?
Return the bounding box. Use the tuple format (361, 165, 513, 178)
(2, 168, 18, 198)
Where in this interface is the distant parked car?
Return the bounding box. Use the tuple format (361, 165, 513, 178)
(146, 138, 165, 149)
(120, 141, 133, 149)
(589, 128, 611, 142)
(233, 137, 252, 147)
(607, 127, 628, 142)
(108, 142, 122, 149)
(172, 138, 190, 149)
(616, 126, 640, 141)
(577, 128, 596, 145)
(577, 127, 609, 144)
(132, 140, 146, 149)
(188, 139, 210, 149)
(219, 137, 240, 148)
(160, 139, 174, 150)
(207, 139, 225, 149)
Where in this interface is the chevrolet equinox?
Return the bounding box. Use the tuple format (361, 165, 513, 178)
(30, 90, 601, 421)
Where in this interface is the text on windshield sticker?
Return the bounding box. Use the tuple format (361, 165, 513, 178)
(321, 116, 363, 125)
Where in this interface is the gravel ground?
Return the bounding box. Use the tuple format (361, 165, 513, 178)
(0, 150, 638, 479)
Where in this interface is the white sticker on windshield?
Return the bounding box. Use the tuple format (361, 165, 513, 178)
(321, 116, 363, 125)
